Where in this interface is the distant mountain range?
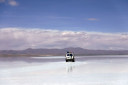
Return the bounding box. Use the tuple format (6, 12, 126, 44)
(0, 47, 128, 57)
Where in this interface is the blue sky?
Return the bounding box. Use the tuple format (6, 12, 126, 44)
(0, 0, 128, 33)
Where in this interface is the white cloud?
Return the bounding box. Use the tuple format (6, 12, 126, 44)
(0, 28, 128, 50)
(0, 0, 18, 6)
(88, 18, 99, 21)
(8, 0, 18, 6)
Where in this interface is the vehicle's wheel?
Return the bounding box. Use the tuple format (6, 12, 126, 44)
(72, 59, 75, 62)
(66, 60, 68, 62)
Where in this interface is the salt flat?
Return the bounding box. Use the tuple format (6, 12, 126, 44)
(0, 55, 128, 85)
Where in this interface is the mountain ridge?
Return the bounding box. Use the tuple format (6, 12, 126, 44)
(0, 47, 128, 57)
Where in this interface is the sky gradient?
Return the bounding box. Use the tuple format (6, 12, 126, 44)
(0, 0, 128, 32)
(0, 0, 128, 50)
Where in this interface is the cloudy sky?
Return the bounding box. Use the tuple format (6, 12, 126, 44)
(0, 0, 128, 50)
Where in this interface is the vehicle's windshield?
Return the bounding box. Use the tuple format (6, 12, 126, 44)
(67, 54, 73, 56)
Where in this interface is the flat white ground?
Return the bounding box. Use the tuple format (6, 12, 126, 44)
(0, 55, 128, 85)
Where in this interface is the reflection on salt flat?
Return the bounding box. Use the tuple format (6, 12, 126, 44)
(65, 62, 87, 73)
(65, 62, 75, 73)
(0, 56, 128, 85)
